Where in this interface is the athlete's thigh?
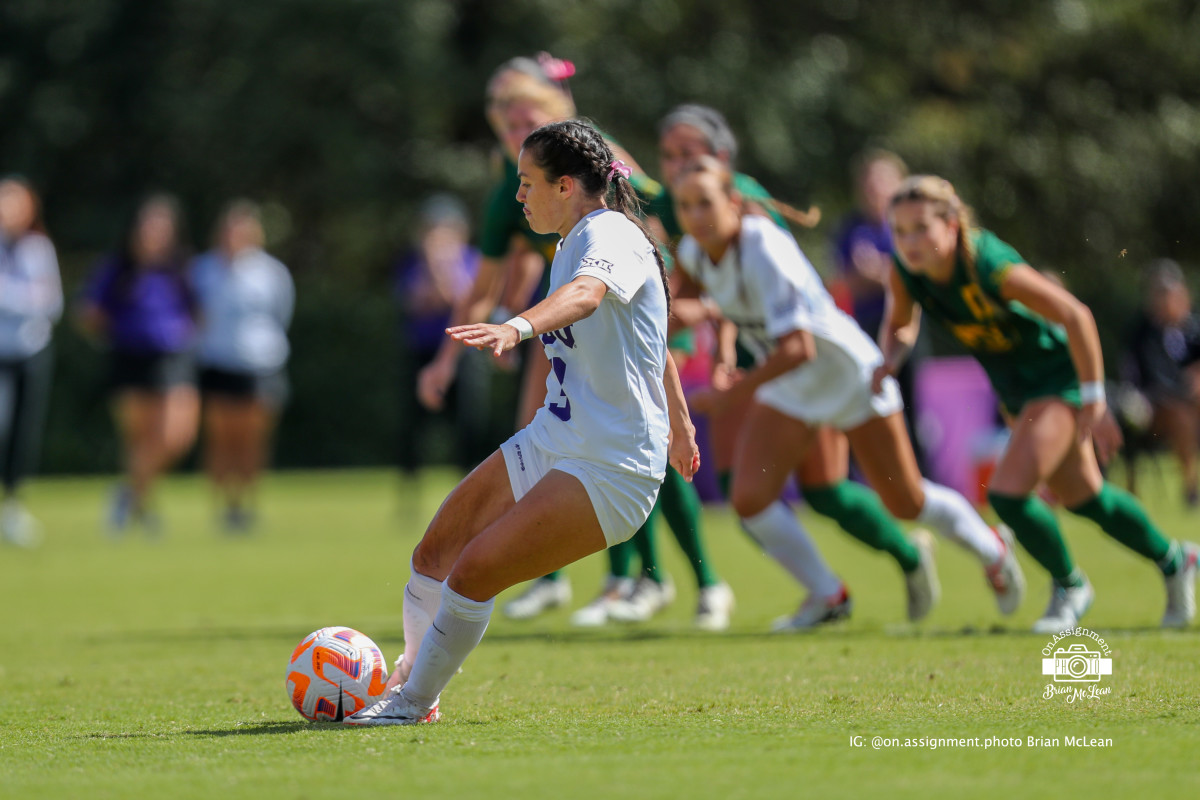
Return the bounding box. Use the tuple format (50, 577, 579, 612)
(731, 401, 816, 514)
(413, 450, 517, 580)
(447, 468, 607, 601)
(1044, 433, 1104, 507)
(114, 390, 158, 441)
(989, 398, 1077, 496)
(162, 385, 199, 452)
(1152, 398, 1199, 455)
(795, 426, 849, 487)
(844, 412, 924, 518)
(709, 394, 753, 473)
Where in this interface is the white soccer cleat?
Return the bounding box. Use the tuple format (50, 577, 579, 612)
(695, 581, 735, 631)
(1032, 576, 1094, 634)
(1162, 542, 1199, 629)
(904, 528, 940, 622)
(502, 577, 572, 620)
(771, 584, 852, 632)
(985, 525, 1026, 616)
(570, 575, 635, 627)
(606, 575, 675, 623)
(344, 686, 440, 726)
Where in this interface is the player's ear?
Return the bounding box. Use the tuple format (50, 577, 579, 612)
(558, 174, 574, 198)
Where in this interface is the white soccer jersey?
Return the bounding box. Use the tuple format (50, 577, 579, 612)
(525, 209, 669, 480)
(676, 214, 881, 368)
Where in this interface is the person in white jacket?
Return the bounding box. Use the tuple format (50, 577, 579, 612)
(0, 177, 63, 547)
(191, 201, 294, 532)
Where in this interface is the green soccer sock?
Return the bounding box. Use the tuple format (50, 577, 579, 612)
(659, 467, 720, 588)
(607, 536, 635, 580)
(1066, 482, 1178, 574)
(631, 512, 663, 582)
(988, 491, 1079, 584)
(803, 481, 921, 573)
(718, 470, 733, 501)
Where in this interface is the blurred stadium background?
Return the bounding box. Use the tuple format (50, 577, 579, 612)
(2, 0, 1198, 474)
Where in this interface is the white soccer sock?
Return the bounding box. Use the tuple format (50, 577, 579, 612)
(401, 565, 444, 672)
(401, 584, 494, 711)
(917, 479, 1002, 565)
(741, 501, 842, 598)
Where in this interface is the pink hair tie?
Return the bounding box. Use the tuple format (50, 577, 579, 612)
(537, 52, 576, 82)
(607, 160, 633, 182)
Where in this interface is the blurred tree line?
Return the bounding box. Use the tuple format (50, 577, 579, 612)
(2, 0, 1197, 472)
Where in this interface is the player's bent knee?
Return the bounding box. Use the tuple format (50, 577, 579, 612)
(444, 554, 502, 603)
(731, 488, 772, 519)
(411, 536, 455, 580)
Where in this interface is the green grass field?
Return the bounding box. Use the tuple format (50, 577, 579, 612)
(2, 466, 1197, 799)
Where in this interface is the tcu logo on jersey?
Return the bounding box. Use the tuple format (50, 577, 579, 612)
(539, 324, 576, 348)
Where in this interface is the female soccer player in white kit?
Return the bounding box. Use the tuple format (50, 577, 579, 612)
(346, 120, 699, 725)
(672, 157, 1023, 626)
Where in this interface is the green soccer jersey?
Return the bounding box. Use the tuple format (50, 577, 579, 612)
(647, 172, 784, 241)
(478, 157, 561, 264)
(892, 229, 1080, 414)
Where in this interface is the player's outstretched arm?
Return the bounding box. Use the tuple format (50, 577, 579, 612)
(448, 275, 608, 357)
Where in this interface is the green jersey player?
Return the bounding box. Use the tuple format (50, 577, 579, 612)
(879, 174, 1198, 632)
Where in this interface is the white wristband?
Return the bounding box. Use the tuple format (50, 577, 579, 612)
(1079, 380, 1105, 405)
(504, 316, 535, 342)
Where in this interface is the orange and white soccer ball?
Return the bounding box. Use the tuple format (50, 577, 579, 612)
(285, 626, 388, 721)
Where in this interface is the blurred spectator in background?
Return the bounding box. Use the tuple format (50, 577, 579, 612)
(395, 194, 488, 474)
(832, 149, 927, 470)
(834, 150, 909, 338)
(1124, 259, 1200, 506)
(77, 194, 198, 534)
(0, 177, 62, 547)
(191, 200, 294, 531)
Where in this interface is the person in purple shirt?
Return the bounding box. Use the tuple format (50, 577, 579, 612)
(395, 194, 489, 473)
(832, 149, 927, 470)
(76, 194, 199, 534)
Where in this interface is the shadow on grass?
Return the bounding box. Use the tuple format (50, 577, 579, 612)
(77, 721, 321, 740)
(181, 721, 342, 737)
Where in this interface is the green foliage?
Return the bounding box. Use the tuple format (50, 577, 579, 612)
(3, 0, 1199, 469)
(2, 468, 1199, 798)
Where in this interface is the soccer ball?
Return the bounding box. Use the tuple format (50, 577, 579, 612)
(284, 626, 388, 722)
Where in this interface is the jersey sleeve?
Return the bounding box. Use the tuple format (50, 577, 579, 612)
(973, 230, 1025, 299)
(572, 216, 652, 305)
(747, 224, 821, 340)
(673, 236, 701, 283)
